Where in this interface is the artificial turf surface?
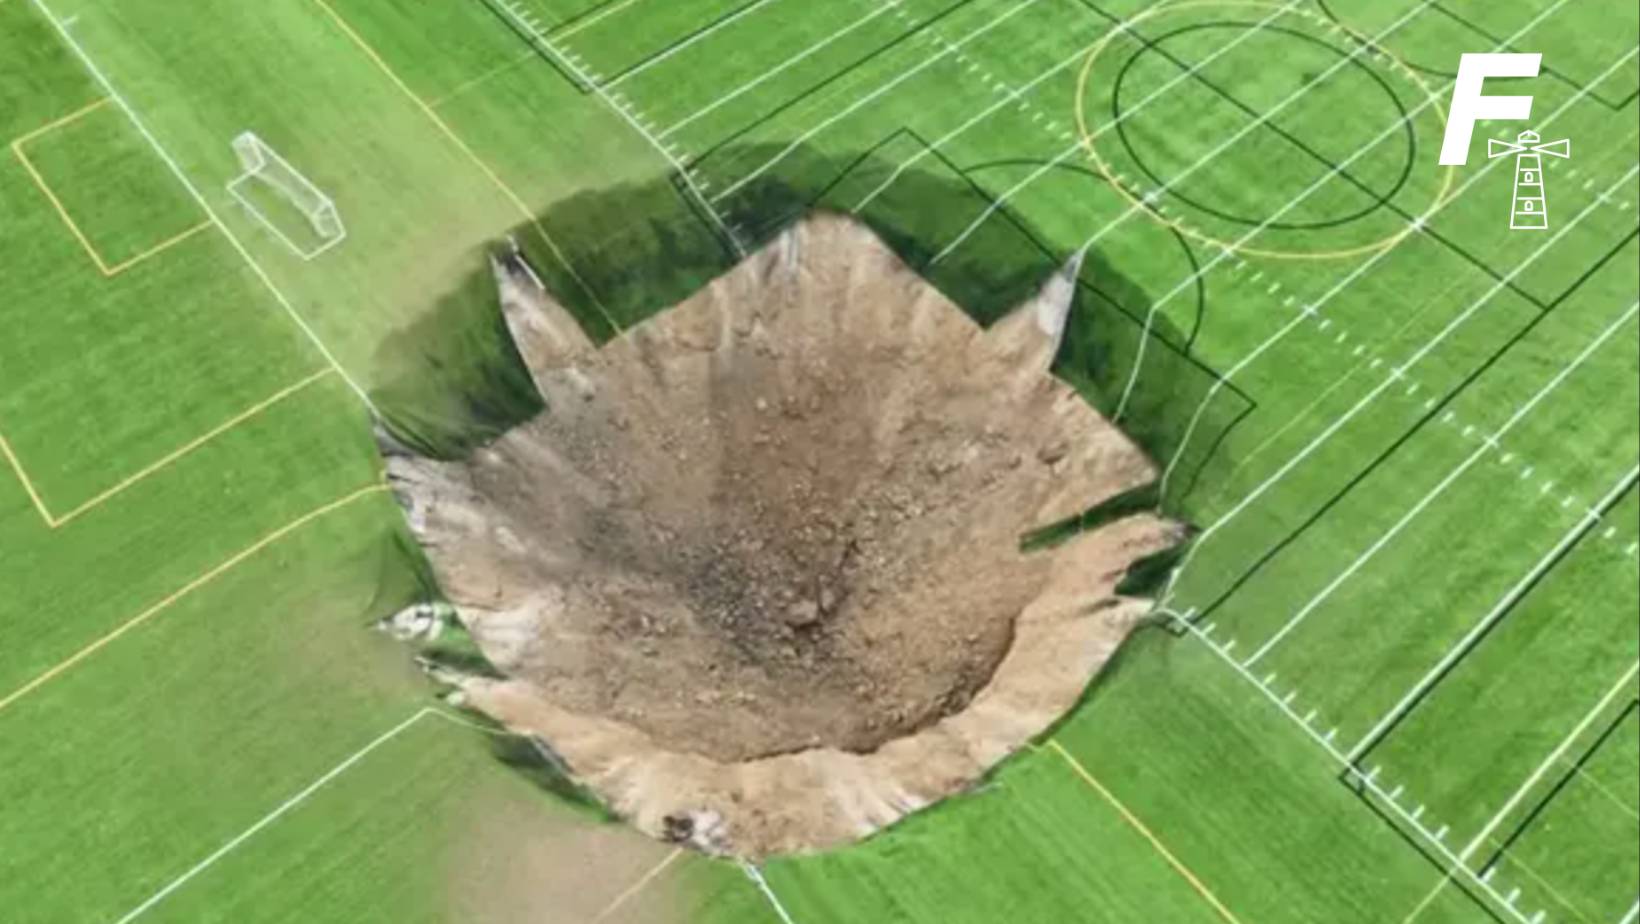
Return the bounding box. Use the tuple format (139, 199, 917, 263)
(1, 0, 1635, 921)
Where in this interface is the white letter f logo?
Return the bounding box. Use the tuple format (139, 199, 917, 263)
(1439, 53, 1541, 165)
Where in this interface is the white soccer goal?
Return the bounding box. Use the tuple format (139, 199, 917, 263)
(226, 131, 345, 260)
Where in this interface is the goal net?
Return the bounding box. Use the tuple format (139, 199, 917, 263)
(226, 131, 345, 259)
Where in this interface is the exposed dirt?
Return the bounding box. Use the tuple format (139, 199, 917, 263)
(387, 213, 1180, 856)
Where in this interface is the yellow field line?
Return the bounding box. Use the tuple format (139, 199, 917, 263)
(1047, 739, 1244, 924)
(556, 0, 645, 39)
(1400, 833, 1597, 924)
(305, 0, 618, 332)
(0, 431, 56, 525)
(11, 97, 218, 278)
(593, 847, 684, 922)
(45, 368, 334, 528)
(1400, 873, 1452, 924)
(10, 95, 111, 146)
(0, 483, 390, 716)
(1560, 755, 1640, 821)
(101, 219, 214, 276)
(428, 49, 533, 109)
(11, 136, 113, 274)
(1485, 840, 1596, 924)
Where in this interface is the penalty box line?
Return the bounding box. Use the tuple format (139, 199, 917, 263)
(8, 97, 214, 278)
(0, 481, 390, 717)
(24, 0, 376, 415)
(0, 368, 334, 529)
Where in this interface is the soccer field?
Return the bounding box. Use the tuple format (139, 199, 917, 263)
(1, 0, 1635, 921)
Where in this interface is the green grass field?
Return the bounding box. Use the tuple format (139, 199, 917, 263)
(1, 0, 1635, 921)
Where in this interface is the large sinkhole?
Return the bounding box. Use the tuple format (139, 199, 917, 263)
(386, 213, 1180, 856)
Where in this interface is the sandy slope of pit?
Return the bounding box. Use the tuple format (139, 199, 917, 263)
(387, 213, 1180, 856)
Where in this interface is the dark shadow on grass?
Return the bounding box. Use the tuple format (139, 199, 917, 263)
(365, 139, 1248, 835)
(368, 139, 1241, 487)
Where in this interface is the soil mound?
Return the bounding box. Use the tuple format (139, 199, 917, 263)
(387, 213, 1179, 855)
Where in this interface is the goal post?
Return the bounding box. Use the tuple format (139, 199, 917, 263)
(226, 131, 345, 259)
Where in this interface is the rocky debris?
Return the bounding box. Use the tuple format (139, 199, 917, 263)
(377, 600, 455, 642)
(386, 213, 1179, 856)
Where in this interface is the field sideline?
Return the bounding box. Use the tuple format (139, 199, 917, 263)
(0, 0, 1635, 922)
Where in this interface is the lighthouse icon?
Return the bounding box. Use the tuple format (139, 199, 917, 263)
(1487, 129, 1571, 230)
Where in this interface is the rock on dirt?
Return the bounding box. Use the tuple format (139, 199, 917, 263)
(385, 213, 1181, 857)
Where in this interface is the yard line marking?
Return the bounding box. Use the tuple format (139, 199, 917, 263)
(1163, 162, 1640, 611)
(1108, 0, 1579, 420)
(1617, 898, 1639, 924)
(604, 0, 786, 89)
(928, 0, 1433, 267)
(851, 24, 1148, 214)
(593, 847, 685, 922)
(25, 0, 376, 412)
(307, 0, 617, 326)
(1242, 300, 1640, 667)
(4, 368, 334, 529)
(1156, 43, 1638, 498)
(112, 708, 436, 923)
(1205, 354, 1374, 489)
(711, 0, 1049, 204)
(491, 0, 745, 256)
(1347, 463, 1640, 761)
(0, 484, 389, 716)
(1048, 740, 1244, 924)
(741, 861, 800, 924)
(1159, 608, 1541, 924)
(1460, 661, 1640, 862)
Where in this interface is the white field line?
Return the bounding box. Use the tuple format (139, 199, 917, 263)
(555, 0, 646, 40)
(1156, 41, 1639, 497)
(1459, 660, 1640, 862)
(1161, 608, 1542, 924)
(710, 0, 1049, 204)
(1110, 0, 1575, 422)
(592, 847, 685, 922)
(492, 0, 747, 255)
(25, 0, 377, 415)
(113, 709, 436, 923)
(1241, 299, 1640, 668)
(604, 0, 787, 89)
(1617, 897, 1640, 924)
(926, 0, 1433, 267)
(1346, 462, 1640, 761)
(659, 0, 908, 138)
(1161, 161, 1640, 610)
(741, 861, 799, 924)
(849, 35, 1094, 213)
(849, 0, 1302, 216)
